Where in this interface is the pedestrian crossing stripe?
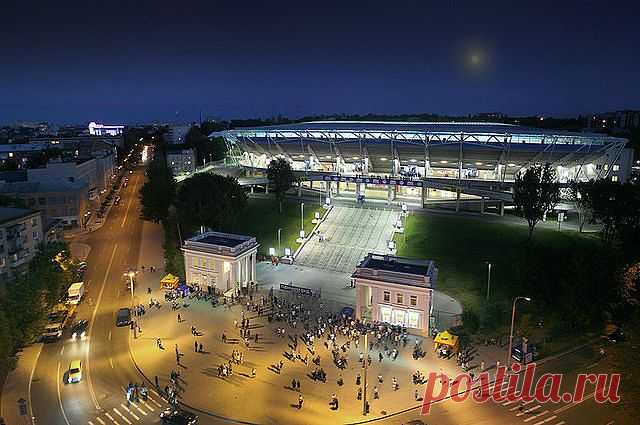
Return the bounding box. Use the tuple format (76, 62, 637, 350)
(524, 410, 549, 422)
(132, 404, 147, 415)
(517, 404, 541, 416)
(104, 411, 119, 425)
(533, 415, 558, 425)
(113, 408, 132, 425)
(141, 400, 155, 411)
(96, 417, 106, 425)
(120, 403, 140, 420)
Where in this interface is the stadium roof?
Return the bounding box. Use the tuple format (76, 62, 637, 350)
(214, 120, 627, 145)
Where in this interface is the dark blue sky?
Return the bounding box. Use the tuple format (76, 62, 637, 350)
(1, 0, 639, 124)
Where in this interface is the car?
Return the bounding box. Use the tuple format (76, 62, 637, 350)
(159, 408, 198, 425)
(67, 360, 82, 383)
(70, 320, 89, 340)
(42, 323, 64, 342)
(116, 308, 132, 327)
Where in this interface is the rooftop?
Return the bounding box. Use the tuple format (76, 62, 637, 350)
(0, 179, 88, 194)
(353, 253, 437, 288)
(215, 120, 627, 145)
(183, 231, 259, 257)
(0, 207, 39, 225)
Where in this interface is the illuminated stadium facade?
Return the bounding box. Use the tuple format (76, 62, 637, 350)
(214, 121, 630, 210)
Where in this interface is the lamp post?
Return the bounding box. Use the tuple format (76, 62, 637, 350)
(300, 202, 304, 232)
(507, 296, 531, 367)
(362, 331, 368, 415)
(277, 228, 282, 253)
(485, 262, 492, 301)
(125, 270, 137, 338)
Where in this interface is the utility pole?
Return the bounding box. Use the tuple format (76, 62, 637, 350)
(486, 262, 492, 301)
(362, 332, 368, 415)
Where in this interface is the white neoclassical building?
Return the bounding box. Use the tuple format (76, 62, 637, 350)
(182, 231, 259, 293)
(354, 253, 437, 334)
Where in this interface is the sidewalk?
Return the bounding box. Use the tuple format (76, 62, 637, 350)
(0, 344, 43, 425)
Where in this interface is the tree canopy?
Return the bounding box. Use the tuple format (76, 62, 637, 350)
(139, 157, 176, 223)
(185, 125, 227, 164)
(175, 173, 247, 231)
(267, 158, 296, 213)
(513, 163, 560, 241)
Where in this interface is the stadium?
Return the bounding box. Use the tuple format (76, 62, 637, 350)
(214, 121, 630, 209)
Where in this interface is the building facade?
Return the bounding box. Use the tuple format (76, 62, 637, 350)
(167, 147, 196, 175)
(88, 121, 124, 136)
(354, 253, 437, 333)
(182, 231, 259, 293)
(0, 207, 43, 277)
(166, 125, 191, 145)
(0, 181, 89, 228)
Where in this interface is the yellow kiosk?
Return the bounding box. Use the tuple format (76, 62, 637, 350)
(160, 273, 180, 290)
(434, 330, 460, 355)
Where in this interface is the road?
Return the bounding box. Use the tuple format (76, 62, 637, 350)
(29, 168, 167, 425)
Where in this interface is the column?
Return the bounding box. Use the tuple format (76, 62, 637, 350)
(298, 182, 302, 197)
(455, 188, 461, 213)
(265, 184, 269, 194)
(250, 185, 254, 194)
(480, 197, 485, 214)
(499, 201, 505, 216)
(251, 253, 256, 282)
(336, 181, 340, 195)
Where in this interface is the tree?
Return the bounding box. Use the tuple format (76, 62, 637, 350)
(184, 126, 227, 164)
(140, 158, 176, 223)
(513, 163, 560, 241)
(267, 158, 296, 213)
(570, 180, 595, 233)
(175, 173, 247, 231)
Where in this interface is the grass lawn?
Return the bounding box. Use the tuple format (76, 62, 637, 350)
(394, 212, 603, 338)
(230, 198, 319, 256)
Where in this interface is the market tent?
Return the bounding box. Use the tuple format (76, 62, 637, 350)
(160, 273, 179, 289)
(433, 330, 459, 349)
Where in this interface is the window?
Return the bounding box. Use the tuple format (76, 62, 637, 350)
(408, 311, 420, 328)
(410, 295, 417, 306)
(612, 176, 618, 182)
(396, 293, 404, 304)
(380, 306, 392, 323)
(383, 291, 390, 302)
(31, 217, 38, 226)
(613, 164, 620, 171)
(33, 231, 39, 240)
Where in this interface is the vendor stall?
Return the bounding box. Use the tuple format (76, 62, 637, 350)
(433, 330, 459, 358)
(160, 273, 180, 290)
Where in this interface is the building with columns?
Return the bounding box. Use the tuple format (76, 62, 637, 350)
(182, 231, 259, 293)
(353, 253, 437, 334)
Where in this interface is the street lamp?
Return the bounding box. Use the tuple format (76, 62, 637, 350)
(362, 331, 368, 415)
(507, 296, 531, 367)
(300, 202, 304, 232)
(485, 262, 492, 301)
(125, 270, 137, 337)
(277, 228, 282, 253)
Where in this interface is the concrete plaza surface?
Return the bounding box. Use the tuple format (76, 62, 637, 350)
(127, 225, 497, 425)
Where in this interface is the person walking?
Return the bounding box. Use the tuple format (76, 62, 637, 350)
(297, 394, 304, 409)
(194, 341, 198, 352)
(292, 379, 297, 391)
(177, 313, 181, 322)
(392, 377, 398, 391)
(373, 386, 379, 399)
(199, 342, 203, 352)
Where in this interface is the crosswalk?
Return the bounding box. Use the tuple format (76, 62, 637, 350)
(87, 391, 164, 425)
(489, 379, 570, 425)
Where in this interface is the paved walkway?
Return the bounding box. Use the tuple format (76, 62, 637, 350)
(1, 343, 42, 425)
(127, 221, 498, 424)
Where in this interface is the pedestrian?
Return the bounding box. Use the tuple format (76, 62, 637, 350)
(199, 342, 203, 352)
(154, 375, 159, 389)
(356, 373, 361, 386)
(194, 341, 198, 352)
(373, 386, 379, 399)
(414, 388, 420, 400)
(298, 394, 304, 409)
(222, 332, 227, 343)
(251, 368, 256, 377)
(292, 379, 296, 391)
(480, 361, 485, 371)
(377, 374, 383, 383)
(177, 313, 181, 322)
(392, 377, 398, 391)
(357, 387, 362, 400)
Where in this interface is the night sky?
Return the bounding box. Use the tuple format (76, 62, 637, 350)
(1, 0, 639, 124)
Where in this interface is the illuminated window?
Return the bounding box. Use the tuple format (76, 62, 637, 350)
(380, 306, 392, 323)
(410, 295, 417, 306)
(612, 176, 618, 182)
(383, 291, 390, 302)
(613, 164, 620, 171)
(396, 293, 403, 304)
(408, 311, 420, 328)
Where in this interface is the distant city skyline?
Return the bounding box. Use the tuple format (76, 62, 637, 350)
(1, 0, 639, 123)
